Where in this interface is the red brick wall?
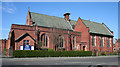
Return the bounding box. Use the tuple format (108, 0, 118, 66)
(0, 39, 7, 54)
(7, 24, 81, 51)
(74, 17, 90, 51)
(11, 24, 36, 40)
(90, 35, 113, 53)
(8, 21, 113, 53)
(74, 17, 113, 52)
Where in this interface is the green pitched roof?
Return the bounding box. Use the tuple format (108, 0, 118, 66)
(30, 12, 73, 30)
(30, 12, 113, 36)
(70, 19, 113, 36)
(82, 20, 113, 36)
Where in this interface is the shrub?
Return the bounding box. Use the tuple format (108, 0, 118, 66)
(62, 48, 66, 51)
(104, 52, 107, 55)
(109, 52, 113, 55)
(101, 52, 108, 56)
(48, 48, 54, 52)
(101, 52, 105, 55)
(41, 48, 48, 50)
(13, 50, 92, 58)
(113, 52, 118, 55)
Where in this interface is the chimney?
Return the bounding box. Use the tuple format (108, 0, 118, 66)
(64, 13, 70, 21)
(115, 38, 117, 43)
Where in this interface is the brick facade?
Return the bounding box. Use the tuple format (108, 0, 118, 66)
(6, 24, 81, 52)
(74, 17, 113, 53)
(1, 10, 114, 56)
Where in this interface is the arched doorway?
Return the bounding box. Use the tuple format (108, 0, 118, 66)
(83, 46, 86, 51)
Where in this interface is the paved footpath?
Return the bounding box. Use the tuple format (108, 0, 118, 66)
(1, 56, 120, 66)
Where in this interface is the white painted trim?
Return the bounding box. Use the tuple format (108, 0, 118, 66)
(103, 37, 104, 47)
(77, 44, 80, 50)
(85, 45, 87, 51)
(95, 36, 96, 46)
(31, 46, 34, 50)
(20, 46, 23, 50)
(110, 38, 111, 47)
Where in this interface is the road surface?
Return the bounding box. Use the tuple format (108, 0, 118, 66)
(1, 56, 120, 67)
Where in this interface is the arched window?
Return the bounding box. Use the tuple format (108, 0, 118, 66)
(41, 33, 48, 47)
(107, 37, 110, 47)
(92, 35, 95, 46)
(59, 35, 64, 48)
(100, 36, 103, 47)
(73, 36, 76, 48)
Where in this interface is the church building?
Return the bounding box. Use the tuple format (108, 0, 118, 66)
(1, 9, 114, 56)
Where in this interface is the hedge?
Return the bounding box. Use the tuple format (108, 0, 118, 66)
(13, 50, 92, 57)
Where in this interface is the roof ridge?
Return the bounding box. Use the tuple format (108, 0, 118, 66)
(82, 19, 102, 25)
(30, 12, 66, 20)
(30, 12, 103, 25)
(30, 12, 77, 22)
(70, 19, 76, 22)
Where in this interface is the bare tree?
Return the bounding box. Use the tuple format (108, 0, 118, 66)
(51, 26, 67, 51)
(52, 26, 60, 51)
